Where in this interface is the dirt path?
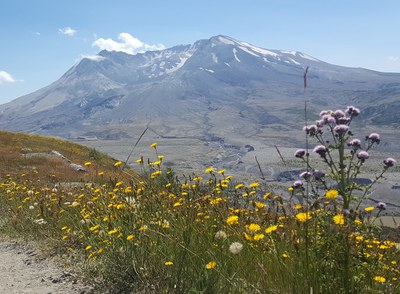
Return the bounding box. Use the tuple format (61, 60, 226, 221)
(0, 241, 93, 294)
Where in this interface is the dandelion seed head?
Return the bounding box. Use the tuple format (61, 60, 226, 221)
(229, 242, 243, 254)
(215, 230, 227, 240)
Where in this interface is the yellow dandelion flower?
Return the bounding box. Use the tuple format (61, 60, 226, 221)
(354, 219, 362, 225)
(325, 189, 339, 199)
(333, 214, 345, 225)
(85, 245, 92, 251)
(217, 169, 225, 175)
(98, 171, 104, 176)
(150, 142, 158, 148)
(114, 161, 122, 167)
(62, 235, 68, 240)
(138, 225, 148, 231)
(136, 158, 143, 163)
(255, 201, 266, 209)
(84, 162, 92, 166)
(365, 206, 375, 212)
(204, 167, 214, 173)
(373, 276, 386, 283)
(205, 261, 217, 270)
(253, 233, 265, 241)
(164, 261, 173, 266)
(235, 183, 244, 190)
(288, 187, 294, 191)
(226, 215, 239, 225)
(296, 212, 312, 222)
(244, 232, 253, 241)
(294, 204, 302, 209)
(126, 235, 134, 241)
(247, 223, 261, 232)
(261, 193, 270, 201)
(282, 253, 289, 258)
(115, 181, 123, 187)
(249, 182, 259, 188)
(108, 229, 118, 235)
(265, 225, 278, 234)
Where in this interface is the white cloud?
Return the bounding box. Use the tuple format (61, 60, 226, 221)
(59, 27, 77, 37)
(388, 56, 399, 62)
(92, 33, 165, 54)
(0, 71, 16, 84)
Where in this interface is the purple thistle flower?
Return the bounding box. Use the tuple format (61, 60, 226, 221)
(337, 117, 351, 124)
(334, 110, 345, 118)
(315, 119, 325, 128)
(294, 149, 306, 158)
(322, 115, 336, 124)
(357, 151, 369, 161)
(347, 138, 361, 148)
(293, 180, 303, 189)
(303, 124, 318, 135)
(376, 202, 386, 210)
(346, 106, 360, 116)
(313, 145, 327, 156)
(367, 132, 380, 144)
(319, 110, 331, 117)
(334, 124, 349, 135)
(299, 171, 312, 180)
(383, 157, 396, 167)
(313, 170, 325, 181)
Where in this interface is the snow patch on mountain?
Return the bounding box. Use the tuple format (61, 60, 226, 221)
(232, 48, 241, 62)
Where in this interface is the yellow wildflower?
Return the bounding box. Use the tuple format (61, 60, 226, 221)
(265, 225, 278, 234)
(114, 161, 123, 167)
(85, 245, 92, 251)
(150, 142, 158, 148)
(204, 167, 214, 173)
(126, 235, 134, 241)
(217, 169, 225, 175)
(255, 201, 266, 209)
(205, 261, 217, 270)
(249, 182, 259, 188)
(235, 183, 244, 190)
(296, 212, 312, 222)
(164, 261, 173, 266)
(325, 189, 339, 199)
(84, 162, 91, 166)
(365, 206, 375, 212)
(333, 214, 345, 225)
(226, 215, 239, 225)
(253, 234, 265, 241)
(373, 276, 386, 283)
(247, 223, 261, 232)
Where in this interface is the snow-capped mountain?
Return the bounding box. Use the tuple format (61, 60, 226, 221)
(0, 35, 399, 174)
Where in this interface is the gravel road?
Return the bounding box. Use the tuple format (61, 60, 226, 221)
(0, 241, 93, 294)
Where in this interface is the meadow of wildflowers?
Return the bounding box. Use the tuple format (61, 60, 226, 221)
(0, 107, 399, 293)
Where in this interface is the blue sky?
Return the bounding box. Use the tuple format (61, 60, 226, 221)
(1, 0, 399, 104)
